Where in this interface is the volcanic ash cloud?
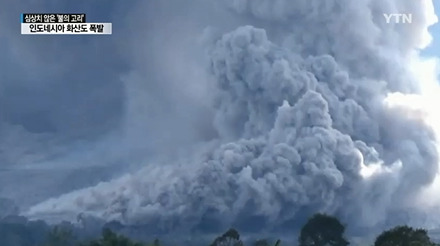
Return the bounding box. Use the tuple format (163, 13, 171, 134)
(25, 0, 440, 233)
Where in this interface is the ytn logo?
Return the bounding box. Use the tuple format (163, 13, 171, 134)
(383, 13, 412, 24)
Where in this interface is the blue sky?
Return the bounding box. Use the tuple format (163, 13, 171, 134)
(422, 1, 440, 56)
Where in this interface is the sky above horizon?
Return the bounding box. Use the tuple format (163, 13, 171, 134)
(423, 1, 440, 56)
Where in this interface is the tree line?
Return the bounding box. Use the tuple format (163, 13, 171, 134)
(0, 213, 438, 246)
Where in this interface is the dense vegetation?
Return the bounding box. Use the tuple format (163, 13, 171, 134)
(0, 213, 438, 246)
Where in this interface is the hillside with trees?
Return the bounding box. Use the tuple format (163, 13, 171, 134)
(0, 213, 438, 246)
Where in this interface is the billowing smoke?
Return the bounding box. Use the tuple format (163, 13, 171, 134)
(2, 0, 440, 237)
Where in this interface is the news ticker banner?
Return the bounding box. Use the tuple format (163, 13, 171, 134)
(21, 13, 112, 35)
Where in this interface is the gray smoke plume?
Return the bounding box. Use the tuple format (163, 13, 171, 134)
(6, 0, 440, 236)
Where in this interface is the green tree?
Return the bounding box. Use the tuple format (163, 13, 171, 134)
(298, 213, 349, 246)
(43, 225, 76, 246)
(374, 225, 438, 246)
(254, 239, 281, 246)
(79, 228, 145, 246)
(254, 239, 270, 246)
(210, 228, 244, 246)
